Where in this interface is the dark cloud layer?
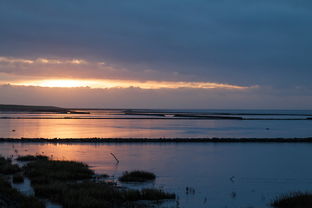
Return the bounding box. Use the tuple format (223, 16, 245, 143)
(1, 0, 312, 87)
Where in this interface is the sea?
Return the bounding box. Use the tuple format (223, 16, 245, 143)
(0, 109, 312, 138)
(1, 109, 312, 208)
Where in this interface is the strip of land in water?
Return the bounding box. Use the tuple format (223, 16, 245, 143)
(0, 116, 311, 120)
(2, 104, 312, 120)
(1, 137, 312, 143)
(0, 104, 89, 114)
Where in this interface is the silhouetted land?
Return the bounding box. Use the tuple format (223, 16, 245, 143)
(0, 177, 44, 208)
(272, 192, 312, 208)
(0, 157, 44, 207)
(119, 171, 156, 182)
(123, 109, 312, 117)
(0, 104, 89, 114)
(124, 111, 244, 119)
(2, 117, 310, 120)
(2, 106, 312, 120)
(1, 137, 312, 143)
(16, 155, 49, 161)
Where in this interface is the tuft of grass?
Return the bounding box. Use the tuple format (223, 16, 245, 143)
(0, 154, 175, 208)
(101, 173, 109, 178)
(23, 158, 174, 208)
(140, 188, 176, 200)
(12, 174, 24, 184)
(24, 160, 94, 183)
(16, 155, 49, 161)
(119, 171, 156, 182)
(0, 176, 44, 208)
(0, 156, 21, 174)
(32, 181, 175, 208)
(271, 192, 312, 208)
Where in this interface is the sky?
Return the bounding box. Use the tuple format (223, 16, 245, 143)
(0, 0, 311, 109)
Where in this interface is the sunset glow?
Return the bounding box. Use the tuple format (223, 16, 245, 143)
(13, 79, 254, 90)
(17, 79, 96, 88)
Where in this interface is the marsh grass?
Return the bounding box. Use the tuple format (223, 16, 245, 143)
(0, 156, 20, 174)
(0, 176, 44, 208)
(140, 188, 175, 200)
(16, 155, 49, 161)
(119, 171, 156, 182)
(23, 158, 174, 208)
(271, 192, 312, 208)
(33, 181, 175, 208)
(24, 160, 94, 183)
(12, 174, 24, 184)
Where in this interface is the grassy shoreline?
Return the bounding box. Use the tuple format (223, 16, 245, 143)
(0, 155, 175, 208)
(0, 137, 312, 143)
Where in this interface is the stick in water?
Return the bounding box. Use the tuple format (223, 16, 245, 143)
(110, 153, 119, 164)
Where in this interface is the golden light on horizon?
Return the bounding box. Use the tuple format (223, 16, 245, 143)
(13, 79, 255, 90)
(17, 79, 95, 88)
(0, 56, 256, 90)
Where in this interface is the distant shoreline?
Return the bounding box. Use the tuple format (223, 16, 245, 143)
(0, 104, 90, 114)
(1, 137, 312, 143)
(1, 117, 311, 120)
(1, 105, 312, 120)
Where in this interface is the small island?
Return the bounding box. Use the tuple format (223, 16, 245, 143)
(0, 104, 90, 114)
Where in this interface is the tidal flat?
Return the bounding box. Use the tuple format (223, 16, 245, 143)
(0, 154, 175, 208)
(1, 141, 312, 207)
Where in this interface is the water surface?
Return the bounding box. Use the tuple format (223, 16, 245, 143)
(1, 109, 312, 138)
(1, 142, 312, 208)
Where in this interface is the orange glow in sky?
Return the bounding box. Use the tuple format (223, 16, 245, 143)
(13, 79, 254, 90)
(0, 56, 256, 90)
(19, 79, 95, 88)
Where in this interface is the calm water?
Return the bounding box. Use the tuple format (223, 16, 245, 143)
(1, 142, 312, 208)
(0, 109, 312, 138)
(1, 110, 312, 207)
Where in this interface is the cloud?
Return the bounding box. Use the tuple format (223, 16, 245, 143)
(12, 79, 256, 90)
(0, 56, 256, 90)
(0, 57, 34, 64)
(0, 56, 192, 82)
(0, 1, 311, 88)
(0, 84, 310, 109)
(0, 56, 255, 90)
(0, 1, 311, 108)
(0, 56, 87, 65)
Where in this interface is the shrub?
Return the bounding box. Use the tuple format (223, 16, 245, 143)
(24, 160, 94, 183)
(119, 171, 156, 182)
(272, 192, 312, 208)
(0, 176, 44, 208)
(0, 156, 21, 174)
(16, 155, 49, 161)
(12, 174, 24, 184)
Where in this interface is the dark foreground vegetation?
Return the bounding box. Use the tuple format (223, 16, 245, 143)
(0, 156, 44, 208)
(119, 171, 156, 182)
(0, 155, 175, 208)
(0, 157, 20, 175)
(24, 159, 94, 183)
(272, 192, 312, 208)
(12, 174, 24, 184)
(1, 153, 312, 207)
(0, 177, 44, 208)
(16, 155, 49, 161)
